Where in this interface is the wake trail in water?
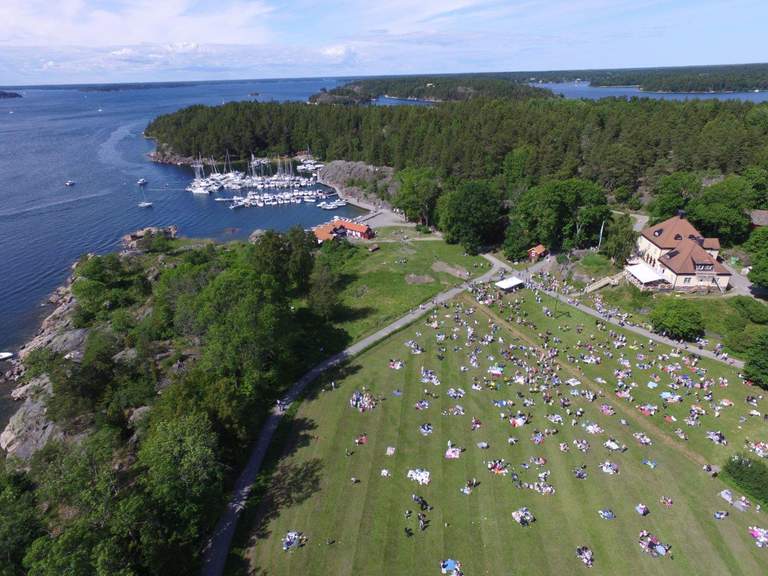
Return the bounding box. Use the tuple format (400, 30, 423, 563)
(0, 189, 116, 219)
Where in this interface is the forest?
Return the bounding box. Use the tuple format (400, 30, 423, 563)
(146, 97, 768, 188)
(500, 62, 768, 92)
(0, 230, 365, 575)
(308, 75, 554, 104)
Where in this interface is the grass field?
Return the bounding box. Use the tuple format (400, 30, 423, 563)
(229, 288, 767, 576)
(333, 240, 486, 341)
(574, 253, 619, 280)
(593, 284, 768, 358)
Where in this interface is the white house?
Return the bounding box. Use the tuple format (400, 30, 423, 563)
(630, 214, 731, 292)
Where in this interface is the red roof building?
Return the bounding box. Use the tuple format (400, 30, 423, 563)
(313, 219, 374, 243)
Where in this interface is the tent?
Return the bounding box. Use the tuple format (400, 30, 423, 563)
(495, 276, 525, 292)
(625, 262, 663, 285)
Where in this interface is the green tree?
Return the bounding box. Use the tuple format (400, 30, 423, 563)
(502, 216, 532, 261)
(394, 167, 441, 226)
(286, 226, 317, 293)
(601, 213, 637, 264)
(437, 180, 505, 253)
(744, 330, 768, 389)
(308, 262, 340, 320)
(138, 413, 223, 529)
(650, 299, 705, 341)
(502, 145, 535, 201)
(687, 176, 752, 244)
(0, 469, 42, 576)
(648, 172, 701, 222)
(749, 252, 768, 289)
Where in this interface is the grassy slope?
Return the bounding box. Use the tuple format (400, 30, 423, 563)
(594, 284, 764, 358)
(334, 240, 487, 341)
(231, 289, 766, 575)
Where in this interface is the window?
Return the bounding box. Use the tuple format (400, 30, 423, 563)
(683, 277, 691, 285)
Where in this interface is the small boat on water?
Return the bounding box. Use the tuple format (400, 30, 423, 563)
(138, 201, 153, 208)
(137, 178, 148, 186)
(0, 352, 14, 361)
(65, 180, 75, 187)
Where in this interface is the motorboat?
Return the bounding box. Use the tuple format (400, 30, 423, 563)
(0, 352, 14, 361)
(137, 178, 148, 186)
(65, 180, 76, 186)
(138, 201, 153, 208)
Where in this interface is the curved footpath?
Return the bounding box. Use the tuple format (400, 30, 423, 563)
(200, 264, 501, 576)
(201, 253, 746, 575)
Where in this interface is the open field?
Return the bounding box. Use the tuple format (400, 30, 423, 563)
(334, 240, 487, 341)
(230, 287, 767, 576)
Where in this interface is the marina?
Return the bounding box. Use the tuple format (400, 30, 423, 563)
(182, 153, 348, 211)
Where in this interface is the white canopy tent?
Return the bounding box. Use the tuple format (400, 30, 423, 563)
(495, 276, 525, 291)
(625, 262, 663, 285)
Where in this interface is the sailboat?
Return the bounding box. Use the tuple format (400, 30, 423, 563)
(138, 185, 152, 208)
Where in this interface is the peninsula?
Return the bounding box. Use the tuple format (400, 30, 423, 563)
(0, 90, 22, 99)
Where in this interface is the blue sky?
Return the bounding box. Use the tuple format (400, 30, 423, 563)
(1, 0, 766, 85)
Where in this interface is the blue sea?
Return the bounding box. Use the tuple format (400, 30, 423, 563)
(1, 77, 768, 424)
(0, 78, 369, 355)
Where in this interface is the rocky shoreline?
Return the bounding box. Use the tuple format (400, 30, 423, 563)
(0, 226, 179, 463)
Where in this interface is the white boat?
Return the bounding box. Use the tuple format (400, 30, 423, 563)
(137, 178, 148, 186)
(0, 352, 13, 361)
(65, 180, 75, 187)
(138, 201, 153, 208)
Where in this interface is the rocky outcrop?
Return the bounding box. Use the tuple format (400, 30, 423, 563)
(121, 225, 178, 252)
(0, 375, 62, 461)
(317, 160, 398, 206)
(0, 90, 21, 99)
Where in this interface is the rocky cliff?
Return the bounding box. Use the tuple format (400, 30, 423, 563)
(317, 160, 398, 207)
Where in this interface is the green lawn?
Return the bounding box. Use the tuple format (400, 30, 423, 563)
(228, 289, 767, 576)
(593, 285, 767, 359)
(574, 253, 620, 280)
(334, 240, 487, 341)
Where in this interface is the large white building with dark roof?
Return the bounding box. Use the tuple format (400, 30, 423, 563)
(630, 214, 731, 292)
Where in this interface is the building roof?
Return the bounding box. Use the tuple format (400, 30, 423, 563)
(641, 215, 703, 249)
(495, 276, 525, 290)
(529, 244, 547, 256)
(312, 219, 372, 242)
(625, 261, 664, 284)
(751, 209, 768, 227)
(657, 238, 731, 276)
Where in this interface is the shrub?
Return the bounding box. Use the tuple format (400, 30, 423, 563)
(729, 295, 768, 324)
(650, 299, 705, 341)
(723, 453, 768, 506)
(745, 330, 768, 389)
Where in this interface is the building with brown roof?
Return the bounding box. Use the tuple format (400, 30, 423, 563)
(313, 218, 374, 243)
(528, 244, 548, 262)
(633, 214, 730, 292)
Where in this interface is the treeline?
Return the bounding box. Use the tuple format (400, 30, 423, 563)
(0, 230, 356, 575)
(500, 63, 768, 93)
(309, 75, 553, 104)
(146, 97, 768, 191)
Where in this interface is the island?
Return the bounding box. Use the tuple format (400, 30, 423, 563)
(0, 90, 22, 99)
(309, 74, 554, 104)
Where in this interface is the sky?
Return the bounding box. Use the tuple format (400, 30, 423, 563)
(0, 0, 766, 85)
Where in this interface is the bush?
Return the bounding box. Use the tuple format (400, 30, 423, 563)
(723, 453, 768, 506)
(729, 295, 768, 324)
(745, 330, 768, 389)
(650, 299, 705, 341)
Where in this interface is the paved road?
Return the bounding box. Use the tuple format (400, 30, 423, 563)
(199, 263, 500, 576)
(482, 253, 745, 369)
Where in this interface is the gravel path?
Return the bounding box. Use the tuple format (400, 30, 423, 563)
(199, 265, 502, 576)
(481, 253, 744, 369)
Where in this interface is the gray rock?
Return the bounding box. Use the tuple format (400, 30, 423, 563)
(0, 395, 62, 461)
(48, 329, 89, 356)
(128, 405, 151, 427)
(112, 348, 138, 364)
(10, 374, 52, 401)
